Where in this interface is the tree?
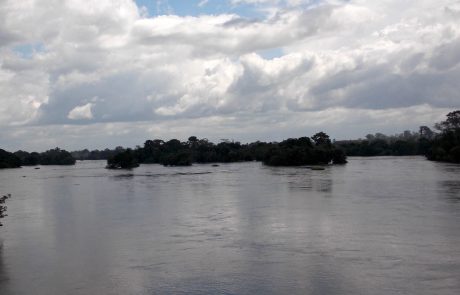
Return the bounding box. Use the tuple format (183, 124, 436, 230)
(39, 148, 76, 165)
(0, 194, 10, 226)
(311, 132, 332, 146)
(106, 149, 140, 169)
(164, 139, 182, 152)
(263, 132, 346, 166)
(419, 126, 434, 139)
(426, 110, 460, 163)
(435, 110, 460, 132)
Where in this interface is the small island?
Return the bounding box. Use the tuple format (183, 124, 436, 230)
(105, 131, 347, 169)
(106, 149, 140, 169)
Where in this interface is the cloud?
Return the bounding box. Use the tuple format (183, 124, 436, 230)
(67, 103, 94, 120)
(0, 0, 459, 150)
(0, 104, 451, 152)
(198, 0, 209, 7)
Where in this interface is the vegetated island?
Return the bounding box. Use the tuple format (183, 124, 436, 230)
(106, 131, 348, 169)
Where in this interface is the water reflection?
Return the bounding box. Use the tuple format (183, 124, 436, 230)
(0, 158, 459, 294)
(265, 166, 334, 193)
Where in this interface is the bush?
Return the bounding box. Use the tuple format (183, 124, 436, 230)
(107, 149, 140, 169)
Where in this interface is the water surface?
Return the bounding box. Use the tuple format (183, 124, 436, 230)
(1, 157, 459, 294)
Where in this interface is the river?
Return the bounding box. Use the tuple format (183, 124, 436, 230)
(0, 156, 459, 294)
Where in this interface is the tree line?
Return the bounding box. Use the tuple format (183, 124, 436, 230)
(1, 110, 459, 169)
(335, 130, 428, 157)
(70, 147, 125, 161)
(335, 110, 460, 163)
(106, 132, 348, 169)
(0, 148, 75, 168)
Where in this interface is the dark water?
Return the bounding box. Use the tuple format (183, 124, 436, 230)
(0, 157, 459, 295)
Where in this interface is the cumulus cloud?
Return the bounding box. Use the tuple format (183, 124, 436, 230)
(0, 0, 459, 149)
(67, 103, 94, 120)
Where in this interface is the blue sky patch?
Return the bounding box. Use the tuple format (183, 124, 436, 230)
(257, 48, 285, 60)
(135, 0, 265, 18)
(13, 43, 45, 59)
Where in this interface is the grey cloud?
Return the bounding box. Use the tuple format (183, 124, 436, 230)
(222, 17, 260, 27)
(303, 40, 460, 111)
(429, 40, 460, 70)
(37, 71, 161, 124)
(0, 30, 20, 47)
(226, 54, 315, 112)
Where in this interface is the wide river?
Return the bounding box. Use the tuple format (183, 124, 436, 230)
(0, 157, 459, 294)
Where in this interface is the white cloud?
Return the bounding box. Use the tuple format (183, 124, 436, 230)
(0, 0, 459, 150)
(198, 0, 209, 7)
(67, 103, 94, 120)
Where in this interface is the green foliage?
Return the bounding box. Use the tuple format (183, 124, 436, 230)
(37, 148, 76, 165)
(311, 132, 331, 146)
(0, 149, 21, 169)
(106, 132, 347, 168)
(10, 148, 76, 166)
(0, 194, 10, 226)
(71, 147, 122, 160)
(161, 150, 192, 166)
(107, 149, 140, 169)
(332, 148, 347, 164)
(434, 110, 460, 132)
(14, 150, 40, 165)
(262, 135, 346, 166)
(427, 110, 460, 163)
(336, 130, 424, 157)
(336, 110, 457, 164)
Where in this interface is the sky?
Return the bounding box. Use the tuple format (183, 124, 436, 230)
(0, 0, 459, 151)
